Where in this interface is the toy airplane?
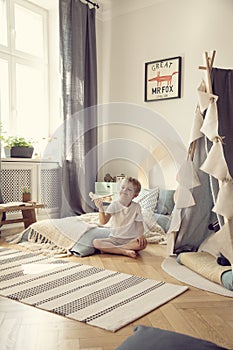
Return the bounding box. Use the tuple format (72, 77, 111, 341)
(89, 192, 113, 201)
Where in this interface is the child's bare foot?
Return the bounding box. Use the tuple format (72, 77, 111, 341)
(122, 249, 137, 258)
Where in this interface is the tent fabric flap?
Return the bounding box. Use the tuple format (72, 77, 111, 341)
(167, 66, 233, 270)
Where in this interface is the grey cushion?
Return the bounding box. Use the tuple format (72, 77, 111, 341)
(156, 189, 175, 215)
(70, 226, 110, 257)
(221, 270, 233, 291)
(154, 213, 171, 232)
(116, 325, 228, 350)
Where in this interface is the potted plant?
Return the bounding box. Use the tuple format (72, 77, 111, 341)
(22, 187, 31, 202)
(0, 123, 10, 157)
(2, 136, 34, 158)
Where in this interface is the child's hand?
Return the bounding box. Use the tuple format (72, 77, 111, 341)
(137, 236, 147, 249)
(94, 198, 104, 211)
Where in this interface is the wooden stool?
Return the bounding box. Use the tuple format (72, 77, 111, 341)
(0, 203, 45, 230)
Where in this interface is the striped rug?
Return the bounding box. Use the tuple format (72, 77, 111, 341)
(0, 247, 188, 332)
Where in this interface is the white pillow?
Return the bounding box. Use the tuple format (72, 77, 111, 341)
(142, 209, 166, 244)
(142, 209, 165, 233)
(133, 187, 159, 212)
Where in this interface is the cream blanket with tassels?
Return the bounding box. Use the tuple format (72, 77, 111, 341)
(8, 211, 166, 256)
(8, 214, 102, 256)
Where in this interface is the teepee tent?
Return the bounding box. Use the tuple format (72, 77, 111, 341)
(167, 51, 233, 271)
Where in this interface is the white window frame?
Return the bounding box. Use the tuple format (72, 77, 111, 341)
(0, 0, 49, 139)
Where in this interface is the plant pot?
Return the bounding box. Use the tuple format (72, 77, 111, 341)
(4, 146, 11, 158)
(23, 193, 31, 202)
(10, 146, 34, 158)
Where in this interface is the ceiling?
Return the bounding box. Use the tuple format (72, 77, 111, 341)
(98, 0, 162, 19)
(28, 0, 111, 11)
(29, 0, 163, 18)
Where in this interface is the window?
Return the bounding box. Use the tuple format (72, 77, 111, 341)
(0, 0, 49, 148)
(0, 0, 7, 46)
(0, 57, 9, 131)
(14, 3, 44, 58)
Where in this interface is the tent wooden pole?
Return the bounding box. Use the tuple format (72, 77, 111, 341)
(189, 50, 216, 160)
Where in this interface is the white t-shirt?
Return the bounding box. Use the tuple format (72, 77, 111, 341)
(106, 200, 143, 239)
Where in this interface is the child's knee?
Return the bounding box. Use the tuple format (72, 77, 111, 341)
(93, 239, 100, 249)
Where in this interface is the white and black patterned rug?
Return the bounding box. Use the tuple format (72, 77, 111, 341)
(0, 247, 188, 332)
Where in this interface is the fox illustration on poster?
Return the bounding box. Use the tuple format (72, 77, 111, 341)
(145, 56, 182, 101)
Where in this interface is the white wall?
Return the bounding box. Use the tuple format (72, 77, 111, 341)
(97, 0, 233, 187)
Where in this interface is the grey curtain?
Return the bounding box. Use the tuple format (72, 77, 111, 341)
(59, 0, 98, 216)
(0, 140, 6, 220)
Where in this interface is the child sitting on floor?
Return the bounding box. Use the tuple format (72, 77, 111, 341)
(93, 177, 147, 258)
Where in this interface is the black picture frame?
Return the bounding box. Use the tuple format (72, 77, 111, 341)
(145, 56, 182, 102)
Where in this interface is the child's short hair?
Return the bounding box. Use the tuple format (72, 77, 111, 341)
(125, 177, 141, 195)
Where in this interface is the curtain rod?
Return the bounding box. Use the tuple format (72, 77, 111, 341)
(86, 0, 99, 9)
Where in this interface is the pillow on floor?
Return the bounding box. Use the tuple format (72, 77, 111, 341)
(70, 226, 110, 257)
(154, 213, 171, 232)
(116, 325, 228, 350)
(156, 189, 175, 215)
(133, 187, 159, 212)
(221, 270, 233, 291)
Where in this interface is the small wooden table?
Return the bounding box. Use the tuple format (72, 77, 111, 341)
(0, 203, 45, 230)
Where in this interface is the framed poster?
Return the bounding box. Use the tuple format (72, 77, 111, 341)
(145, 56, 182, 101)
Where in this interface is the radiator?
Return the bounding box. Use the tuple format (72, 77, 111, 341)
(1, 160, 61, 218)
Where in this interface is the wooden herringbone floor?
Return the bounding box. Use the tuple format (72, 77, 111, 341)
(0, 225, 232, 350)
